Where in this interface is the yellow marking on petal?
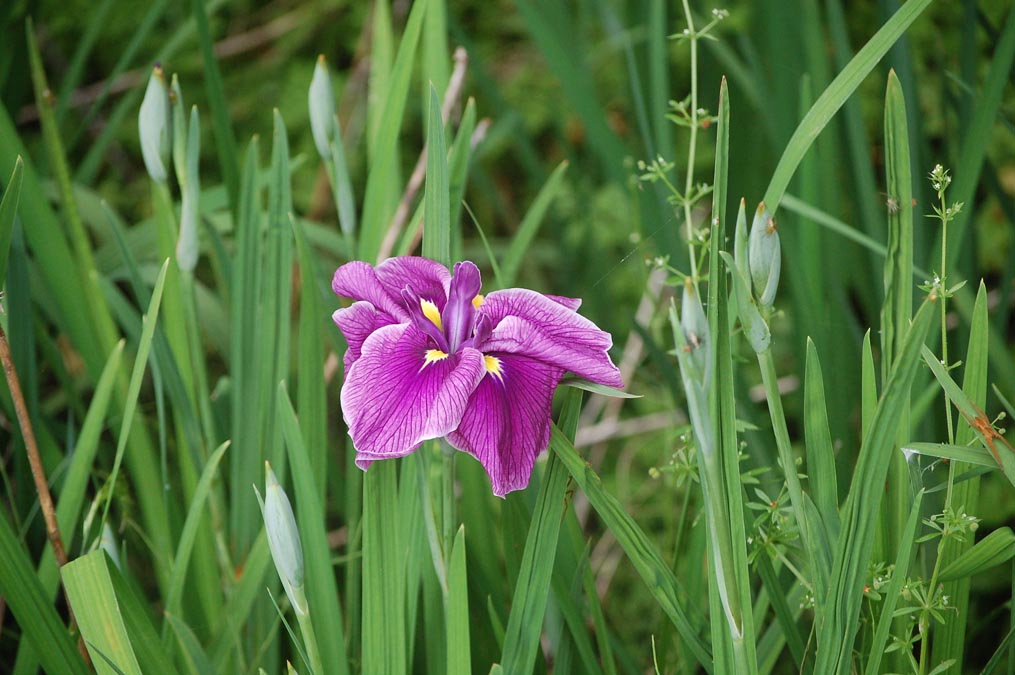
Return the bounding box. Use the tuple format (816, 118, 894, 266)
(472, 294, 485, 309)
(421, 299, 443, 329)
(484, 354, 504, 381)
(424, 349, 449, 366)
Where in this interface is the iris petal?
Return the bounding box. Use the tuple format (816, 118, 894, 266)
(332, 301, 390, 372)
(332, 261, 407, 321)
(479, 289, 623, 387)
(375, 256, 451, 310)
(443, 261, 482, 352)
(342, 323, 485, 467)
(447, 353, 564, 496)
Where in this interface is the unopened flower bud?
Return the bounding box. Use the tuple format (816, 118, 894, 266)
(733, 198, 749, 284)
(176, 106, 201, 272)
(748, 202, 780, 309)
(170, 74, 187, 187)
(681, 278, 710, 383)
(100, 522, 121, 570)
(308, 55, 336, 160)
(263, 462, 307, 615)
(138, 65, 170, 183)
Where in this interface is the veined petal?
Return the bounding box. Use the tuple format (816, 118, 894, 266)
(333, 261, 407, 321)
(332, 301, 392, 372)
(375, 256, 451, 310)
(480, 289, 623, 387)
(447, 353, 563, 496)
(342, 323, 485, 467)
(545, 295, 582, 311)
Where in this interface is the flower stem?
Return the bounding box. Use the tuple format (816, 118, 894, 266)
(757, 349, 810, 554)
(296, 609, 324, 675)
(680, 0, 700, 282)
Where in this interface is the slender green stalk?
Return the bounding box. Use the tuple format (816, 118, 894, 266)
(757, 349, 810, 554)
(679, 0, 700, 280)
(295, 612, 324, 675)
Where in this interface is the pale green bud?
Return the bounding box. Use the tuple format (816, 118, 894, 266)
(263, 461, 307, 615)
(170, 74, 187, 187)
(308, 55, 336, 161)
(100, 522, 121, 570)
(748, 202, 780, 310)
(176, 106, 201, 272)
(732, 198, 749, 286)
(138, 65, 170, 183)
(720, 251, 771, 353)
(680, 278, 710, 384)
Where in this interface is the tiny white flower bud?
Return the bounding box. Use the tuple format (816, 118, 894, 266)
(308, 55, 336, 161)
(176, 106, 201, 272)
(170, 74, 187, 187)
(139, 65, 170, 183)
(263, 461, 307, 615)
(748, 202, 781, 309)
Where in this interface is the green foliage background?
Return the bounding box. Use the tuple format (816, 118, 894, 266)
(0, 0, 1013, 673)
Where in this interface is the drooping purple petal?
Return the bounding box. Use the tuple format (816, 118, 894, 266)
(545, 295, 582, 311)
(375, 256, 451, 310)
(479, 289, 623, 387)
(446, 353, 563, 496)
(341, 323, 485, 468)
(443, 261, 482, 352)
(332, 301, 392, 372)
(332, 261, 407, 321)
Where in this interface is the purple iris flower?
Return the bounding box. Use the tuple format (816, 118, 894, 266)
(331, 256, 623, 496)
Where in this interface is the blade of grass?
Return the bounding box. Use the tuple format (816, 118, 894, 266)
(0, 155, 22, 285)
(943, 5, 1015, 273)
(292, 215, 329, 496)
(938, 528, 1015, 583)
(163, 613, 213, 675)
(902, 442, 997, 468)
(804, 338, 840, 550)
(500, 160, 568, 288)
(499, 389, 581, 673)
(513, 0, 627, 184)
(447, 97, 476, 261)
(0, 508, 90, 675)
(52, 0, 115, 123)
(359, 0, 428, 261)
(446, 526, 471, 675)
(551, 428, 713, 672)
(863, 490, 924, 675)
(361, 459, 406, 674)
(882, 69, 916, 668)
(191, 0, 239, 216)
(12, 340, 123, 675)
(63, 550, 175, 675)
(423, 83, 450, 266)
(278, 384, 350, 675)
(762, 0, 934, 214)
(933, 281, 990, 672)
(229, 138, 263, 552)
(162, 440, 230, 642)
(816, 299, 935, 674)
(207, 532, 271, 670)
(98, 259, 168, 538)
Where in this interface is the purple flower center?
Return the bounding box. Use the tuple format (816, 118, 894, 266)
(402, 260, 485, 358)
